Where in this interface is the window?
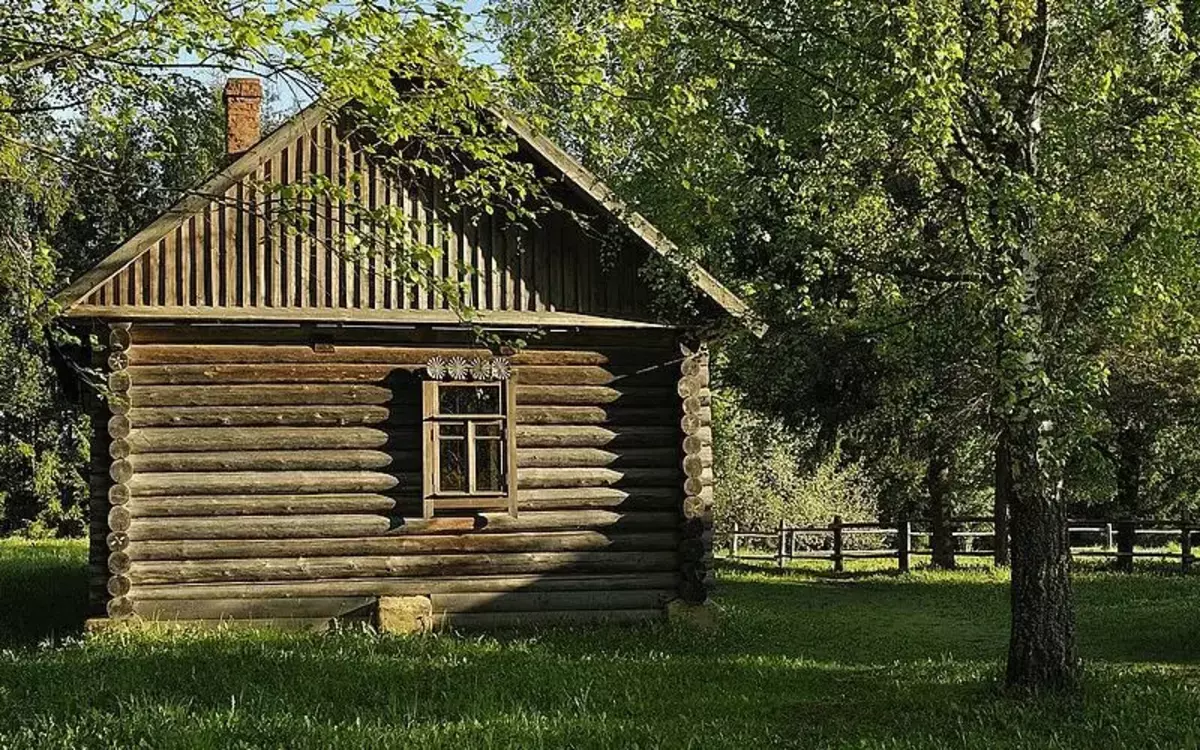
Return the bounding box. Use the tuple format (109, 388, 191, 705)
(421, 358, 517, 518)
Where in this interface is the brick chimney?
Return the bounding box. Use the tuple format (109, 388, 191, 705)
(223, 78, 262, 156)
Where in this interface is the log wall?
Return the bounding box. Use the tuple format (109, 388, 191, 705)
(93, 324, 698, 627)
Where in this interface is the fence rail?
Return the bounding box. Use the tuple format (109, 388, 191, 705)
(729, 515, 1196, 573)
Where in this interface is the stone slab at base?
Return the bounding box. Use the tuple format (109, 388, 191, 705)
(377, 596, 433, 634)
(666, 598, 720, 632)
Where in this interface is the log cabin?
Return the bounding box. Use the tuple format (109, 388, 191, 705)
(59, 79, 758, 632)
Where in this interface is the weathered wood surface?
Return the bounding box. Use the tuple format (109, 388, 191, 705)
(124, 531, 680, 560)
(131, 572, 681, 599)
(516, 406, 678, 426)
(131, 596, 377, 620)
(126, 450, 418, 473)
(127, 551, 680, 584)
(515, 425, 677, 448)
(125, 427, 395, 452)
(78, 120, 660, 323)
(91, 331, 689, 621)
(516, 447, 679, 468)
(126, 344, 667, 367)
(127, 470, 412, 496)
(127, 405, 399, 428)
(517, 467, 679, 488)
(128, 384, 395, 407)
(124, 510, 679, 539)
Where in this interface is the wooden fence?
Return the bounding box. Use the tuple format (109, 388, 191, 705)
(729, 515, 1196, 573)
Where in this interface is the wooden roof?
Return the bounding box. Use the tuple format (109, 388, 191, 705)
(58, 103, 761, 334)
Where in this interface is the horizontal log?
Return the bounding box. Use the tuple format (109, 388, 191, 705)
(516, 447, 678, 469)
(107, 575, 131, 598)
(131, 573, 682, 600)
(677, 377, 700, 400)
(107, 596, 133, 618)
(109, 415, 131, 438)
(127, 405, 398, 428)
(682, 451, 714, 478)
(109, 324, 132, 350)
(514, 366, 673, 387)
(110, 460, 133, 483)
(126, 450, 417, 474)
(128, 363, 409, 385)
(433, 608, 664, 629)
(127, 471, 410, 497)
(515, 425, 679, 449)
(125, 427, 395, 453)
(517, 406, 678, 426)
(517, 467, 680, 489)
(431, 589, 674, 613)
(108, 551, 131, 574)
(109, 485, 130, 505)
(128, 344, 665, 367)
(108, 371, 131, 393)
(132, 597, 376, 620)
(125, 510, 680, 540)
(124, 531, 681, 561)
(109, 506, 132, 532)
(128, 325, 676, 346)
(515, 385, 672, 407)
(129, 384, 394, 407)
(518, 487, 680, 510)
(681, 428, 713, 454)
(127, 551, 681, 584)
(130, 344, 490, 366)
(127, 493, 402, 517)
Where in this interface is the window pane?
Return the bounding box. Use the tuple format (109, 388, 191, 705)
(439, 385, 501, 415)
(439, 438, 467, 492)
(439, 422, 466, 438)
(475, 438, 504, 492)
(475, 421, 502, 437)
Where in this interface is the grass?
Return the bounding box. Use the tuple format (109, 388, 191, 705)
(1, 539, 1199, 748)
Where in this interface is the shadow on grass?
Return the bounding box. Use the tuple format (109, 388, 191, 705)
(1, 540, 1198, 748)
(0, 540, 89, 647)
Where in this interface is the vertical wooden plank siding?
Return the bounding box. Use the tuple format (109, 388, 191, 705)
(76, 125, 661, 324)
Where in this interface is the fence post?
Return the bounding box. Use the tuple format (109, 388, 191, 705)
(898, 518, 911, 573)
(1104, 522, 1114, 551)
(776, 518, 786, 570)
(731, 521, 740, 559)
(1182, 512, 1192, 574)
(832, 515, 844, 573)
(1116, 519, 1135, 573)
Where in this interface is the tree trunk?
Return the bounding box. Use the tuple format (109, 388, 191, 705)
(926, 452, 956, 570)
(1113, 426, 1144, 572)
(1005, 422, 1080, 691)
(994, 426, 1013, 566)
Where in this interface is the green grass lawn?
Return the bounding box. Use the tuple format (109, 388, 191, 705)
(1, 539, 1198, 749)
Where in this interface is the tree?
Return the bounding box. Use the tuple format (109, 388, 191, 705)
(493, 0, 1200, 690)
(0, 1, 555, 530)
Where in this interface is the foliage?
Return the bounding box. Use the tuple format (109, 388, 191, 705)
(492, 0, 1200, 687)
(0, 1, 566, 531)
(0, 185, 88, 535)
(711, 389, 878, 538)
(3, 539, 1200, 748)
